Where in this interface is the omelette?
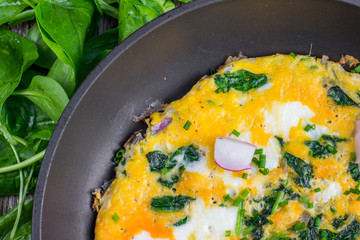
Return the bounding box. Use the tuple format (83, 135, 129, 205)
(94, 54, 360, 240)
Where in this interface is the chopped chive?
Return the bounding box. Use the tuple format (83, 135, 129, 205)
(356, 182, 360, 190)
(233, 197, 243, 207)
(310, 65, 318, 70)
(355, 65, 360, 73)
(232, 129, 240, 137)
(293, 222, 306, 230)
(225, 230, 231, 237)
(254, 149, 263, 155)
(252, 157, 260, 167)
(241, 188, 249, 199)
(315, 188, 321, 193)
(354, 234, 359, 240)
(242, 173, 248, 179)
(271, 191, 284, 214)
(300, 196, 308, 204)
(219, 203, 226, 207)
(183, 120, 192, 130)
(357, 196, 360, 201)
(282, 179, 289, 187)
(207, 99, 215, 105)
(300, 57, 313, 61)
(259, 168, 269, 175)
(308, 202, 314, 209)
(114, 149, 125, 163)
(160, 167, 169, 175)
(351, 152, 357, 161)
(268, 220, 273, 225)
(304, 124, 315, 132)
(112, 212, 120, 223)
(315, 217, 321, 227)
(344, 190, 351, 195)
(290, 52, 296, 59)
(330, 207, 337, 214)
(234, 199, 244, 235)
(259, 158, 266, 168)
(308, 151, 313, 157)
(326, 145, 337, 154)
(279, 200, 289, 207)
(210, 69, 216, 75)
(223, 194, 232, 202)
(259, 154, 266, 161)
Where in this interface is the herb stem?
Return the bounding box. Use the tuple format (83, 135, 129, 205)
(0, 150, 45, 174)
(9, 144, 24, 240)
(271, 191, 284, 214)
(12, 135, 28, 146)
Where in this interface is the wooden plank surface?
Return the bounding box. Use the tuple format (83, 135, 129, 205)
(0, 15, 117, 217)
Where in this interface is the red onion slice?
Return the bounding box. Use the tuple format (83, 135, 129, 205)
(355, 119, 360, 163)
(214, 137, 256, 171)
(152, 118, 173, 134)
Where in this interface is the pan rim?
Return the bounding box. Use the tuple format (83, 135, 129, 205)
(32, 0, 360, 238)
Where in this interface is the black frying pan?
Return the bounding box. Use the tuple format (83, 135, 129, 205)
(32, 0, 360, 239)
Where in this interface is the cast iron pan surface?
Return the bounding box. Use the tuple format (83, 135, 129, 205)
(33, 0, 360, 239)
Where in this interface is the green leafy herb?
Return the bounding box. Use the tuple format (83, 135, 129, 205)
(275, 135, 284, 148)
(284, 152, 313, 188)
(305, 141, 329, 158)
(289, 52, 296, 58)
(173, 216, 188, 226)
(242, 173, 248, 179)
(183, 120, 191, 130)
(321, 134, 346, 147)
(146, 151, 174, 172)
(235, 198, 245, 235)
(332, 215, 349, 230)
(232, 129, 240, 137)
(150, 195, 195, 212)
(0, 0, 28, 26)
(351, 152, 357, 161)
(214, 69, 268, 93)
(271, 191, 284, 214)
(112, 212, 120, 223)
(328, 86, 358, 107)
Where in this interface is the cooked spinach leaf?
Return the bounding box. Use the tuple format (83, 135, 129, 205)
(146, 151, 176, 172)
(173, 216, 188, 226)
(275, 135, 284, 148)
(305, 141, 329, 158)
(328, 86, 358, 107)
(336, 220, 360, 239)
(298, 215, 322, 240)
(150, 195, 195, 212)
(349, 162, 360, 182)
(214, 69, 268, 93)
(158, 174, 180, 188)
(170, 145, 200, 163)
(284, 152, 313, 188)
(321, 134, 346, 147)
(333, 215, 349, 230)
(118, 0, 175, 41)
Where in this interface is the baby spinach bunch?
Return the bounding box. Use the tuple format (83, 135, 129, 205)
(0, 0, 191, 238)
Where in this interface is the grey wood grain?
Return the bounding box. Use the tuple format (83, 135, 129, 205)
(0, 15, 117, 217)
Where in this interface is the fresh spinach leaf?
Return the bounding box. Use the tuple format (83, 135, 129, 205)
(118, 0, 175, 41)
(48, 59, 76, 97)
(146, 151, 176, 172)
(0, 0, 28, 26)
(176, 0, 192, 2)
(1, 96, 35, 138)
(95, 0, 119, 19)
(25, 24, 57, 69)
(349, 162, 360, 182)
(35, 0, 95, 71)
(0, 28, 38, 144)
(12, 76, 69, 122)
(284, 152, 313, 188)
(8, 8, 35, 25)
(0, 199, 33, 239)
(305, 141, 329, 158)
(214, 69, 268, 93)
(150, 195, 195, 212)
(328, 86, 358, 107)
(77, 28, 118, 83)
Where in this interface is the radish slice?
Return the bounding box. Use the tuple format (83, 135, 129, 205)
(152, 118, 173, 134)
(214, 137, 256, 171)
(355, 119, 360, 163)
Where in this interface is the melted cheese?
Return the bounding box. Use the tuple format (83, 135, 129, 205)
(95, 54, 360, 240)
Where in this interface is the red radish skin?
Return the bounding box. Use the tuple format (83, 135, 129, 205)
(214, 137, 256, 171)
(355, 119, 360, 163)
